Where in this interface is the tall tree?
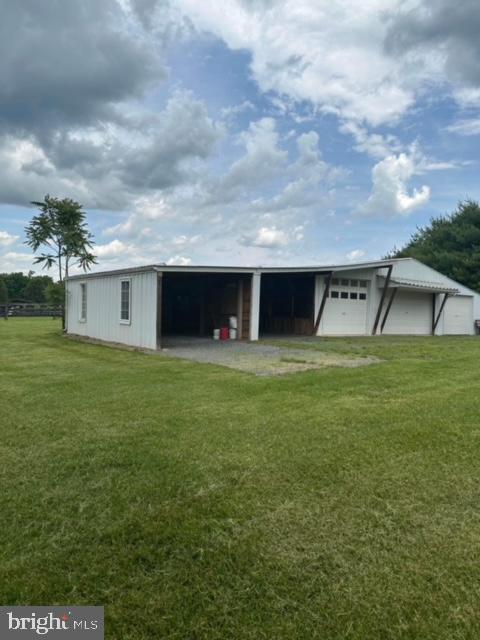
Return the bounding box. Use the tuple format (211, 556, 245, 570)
(0, 277, 8, 320)
(387, 200, 480, 292)
(22, 275, 53, 302)
(44, 281, 65, 307)
(25, 195, 97, 282)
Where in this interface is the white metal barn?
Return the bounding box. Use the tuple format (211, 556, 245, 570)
(65, 258, 480, 349)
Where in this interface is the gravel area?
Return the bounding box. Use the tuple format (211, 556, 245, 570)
(160, 337, 378, 376)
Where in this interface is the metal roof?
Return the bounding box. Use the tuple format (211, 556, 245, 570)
(66, 258, 402, 280)
(380, 276, 459, 294)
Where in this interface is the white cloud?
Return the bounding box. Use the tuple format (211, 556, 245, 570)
(359, 150, 431, 218)
(241, 226, 289, 248)
(211, 117, 288, 203)
(104, 194, 173, 238)
(96, 239, 134, 258)
(0, 251, 34, 272)
(454, 88, 480, 108)
(171, 234, 201, 247)
(446, 118, 480, 136)
(0, 230, 19, 247)
(176, 0, 417, 127)
(346, 249, 366, 261)
(166, 255, 192, 265)
(339, 121, 402, 159)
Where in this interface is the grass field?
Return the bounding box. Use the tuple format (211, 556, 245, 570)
(2, 319, 480, 639)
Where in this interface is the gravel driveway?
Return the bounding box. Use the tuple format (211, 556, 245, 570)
(160, 337, 378, 376)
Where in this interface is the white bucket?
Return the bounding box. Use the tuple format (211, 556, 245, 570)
(229, 328, 237, 340)
(213, 329, 220, 340)
(229, 315, 237, 329)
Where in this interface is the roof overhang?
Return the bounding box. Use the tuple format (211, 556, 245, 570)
(378, 276, 458, 294)
(65, 258, 419, 281)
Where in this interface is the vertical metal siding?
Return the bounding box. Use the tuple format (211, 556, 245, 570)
(66, 271, 157, 349)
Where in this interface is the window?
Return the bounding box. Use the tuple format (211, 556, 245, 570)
(340, 291, 348, 299)
(120, 280, 131, 323)
(350, 292, 358, 300)
(331, 290, 339, 299)
(359, 292, 367, 300)
(350, 279, 358, 287)
(331, 278, 340, 286)
(341, 279, 349, 286)
(359, 280, 367, 287)
(79, 282, 87, 321)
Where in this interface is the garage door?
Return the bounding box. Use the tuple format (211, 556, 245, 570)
(383, 290, 432, 335)
(321, 277, 368, 335)
(443, 296, 473, 335)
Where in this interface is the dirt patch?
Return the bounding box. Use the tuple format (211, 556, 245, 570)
(161, 338, 379, 376)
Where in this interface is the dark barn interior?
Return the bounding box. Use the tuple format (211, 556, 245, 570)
(260, 273, 315, 335)
(161, 272, 251, 339)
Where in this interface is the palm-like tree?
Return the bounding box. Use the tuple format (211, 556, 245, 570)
(25, 195, 97, 282)
(25, 195, 97, 329)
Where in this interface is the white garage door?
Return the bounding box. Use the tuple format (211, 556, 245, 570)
(443, 296, 473, 335)
(321, 277, 368, 335)
(383, 290, 432, 335)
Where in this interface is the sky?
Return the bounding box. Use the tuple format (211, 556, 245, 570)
(0, 0, 479, 275)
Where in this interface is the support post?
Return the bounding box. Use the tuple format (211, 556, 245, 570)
(433, 293, 449, 334)
(380, 287, 397, 334)
(431, 293, 436, 335)
(314, 272, 333, 335)
(372, 264, 393, 335)
(156, 272, 163, 349)
(237, 277, 243, 341)
(249, 271, 261, 341)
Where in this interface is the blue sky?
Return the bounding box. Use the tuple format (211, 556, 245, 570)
(0, 0, 479, 274)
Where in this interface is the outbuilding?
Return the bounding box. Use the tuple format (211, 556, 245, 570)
(65, 258, 480, 350)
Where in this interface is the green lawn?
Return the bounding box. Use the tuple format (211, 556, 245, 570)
(2, 319, 480, 639)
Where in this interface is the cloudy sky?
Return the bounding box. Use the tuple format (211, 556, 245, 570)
(1, 0, 479, 274)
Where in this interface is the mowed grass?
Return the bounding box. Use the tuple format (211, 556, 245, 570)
(2, 319, 480, 639)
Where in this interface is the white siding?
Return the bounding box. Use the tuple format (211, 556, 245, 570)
(443, 295, 473, 335)
(383, 290, 432, 335)
(66, 270, 158, 350)
(389, 258, 480, 320)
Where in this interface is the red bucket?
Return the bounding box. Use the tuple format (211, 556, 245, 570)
(219, 326, 230, 340)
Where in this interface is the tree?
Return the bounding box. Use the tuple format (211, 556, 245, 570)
(25, 195, 97, 329)
(0, 277, 8, 320)
(25, 195, 97, 282)
(0, 272, 29, 300)
(45, 281, 65, 307)
(22, 275, 53, 302)
(387, 200, 480, 292)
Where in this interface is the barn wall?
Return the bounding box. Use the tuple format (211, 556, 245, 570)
(315, 269, 376, 336)
(390, 259, 480, 323)
(66, 270, 158, 350)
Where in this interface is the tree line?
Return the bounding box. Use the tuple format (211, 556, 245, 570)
(0, 272, 60, 303)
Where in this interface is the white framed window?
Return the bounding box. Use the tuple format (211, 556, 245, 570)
(79, 282, 87, 322)
(120, 279, 131, 324)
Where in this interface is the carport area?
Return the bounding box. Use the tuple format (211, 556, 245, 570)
(259, 272, 316, 336)
(160, 271, 252, 341)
